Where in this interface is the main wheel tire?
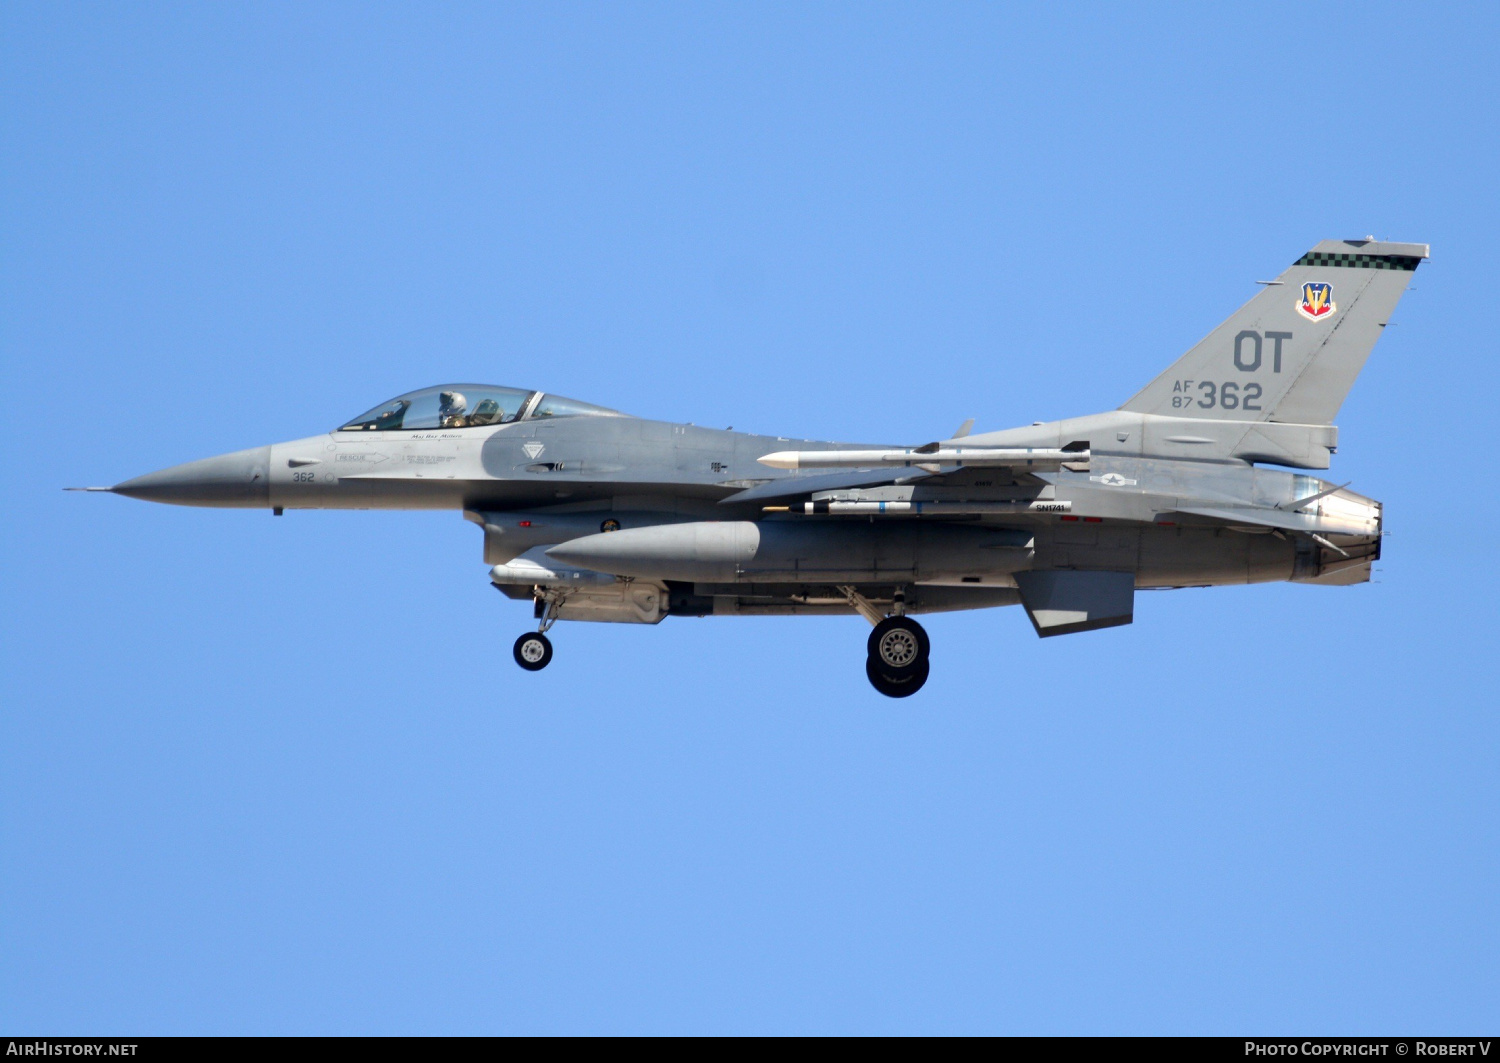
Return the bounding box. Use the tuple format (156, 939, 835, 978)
(867, 616, 930, 677)
(866, 656, 929, 698)
(513, 631, 553, 671)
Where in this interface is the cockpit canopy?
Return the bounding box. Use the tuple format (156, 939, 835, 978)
(339, 384, 622, 432)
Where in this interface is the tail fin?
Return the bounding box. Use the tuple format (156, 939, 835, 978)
(1121, 239, 1428, 425)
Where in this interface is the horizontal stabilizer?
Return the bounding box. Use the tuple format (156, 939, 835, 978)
(1171, 505, 1372, 538)
(1278, 481, 1350, 512)
(1014, 570, 1134, 637)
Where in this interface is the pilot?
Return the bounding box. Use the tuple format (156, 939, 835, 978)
(438, 391, 468, 428)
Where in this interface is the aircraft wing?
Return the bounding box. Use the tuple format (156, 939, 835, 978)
(717, 468, 937, 505)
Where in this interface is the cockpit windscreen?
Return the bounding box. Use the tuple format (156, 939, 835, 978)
(339, 384, 620, 432)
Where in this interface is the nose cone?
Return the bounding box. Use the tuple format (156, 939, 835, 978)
(113, 445, 271, 507)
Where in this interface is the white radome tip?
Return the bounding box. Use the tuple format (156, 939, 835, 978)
(757, 452, 800, 469)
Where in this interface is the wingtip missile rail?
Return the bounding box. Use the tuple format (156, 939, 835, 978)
(756, 445, 1091, 471)
(765, 499, 1072, 516)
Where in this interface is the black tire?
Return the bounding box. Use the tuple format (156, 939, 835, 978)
(513, 631, 553, 671)
(866, 656, 929, 698)
(866, 616, 930, 677)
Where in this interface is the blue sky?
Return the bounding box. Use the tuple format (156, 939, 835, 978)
(3, 2, 1497, 1034)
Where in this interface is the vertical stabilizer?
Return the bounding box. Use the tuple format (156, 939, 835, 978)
(1121, 239, 1427, 425)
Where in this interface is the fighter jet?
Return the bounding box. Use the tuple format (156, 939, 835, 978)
(77, 239, 1424, 696)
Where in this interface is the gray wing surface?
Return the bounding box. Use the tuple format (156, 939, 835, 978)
(718, 468, 936, 505)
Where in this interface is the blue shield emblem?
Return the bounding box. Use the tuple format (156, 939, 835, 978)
(1298, 281, 1336, 321)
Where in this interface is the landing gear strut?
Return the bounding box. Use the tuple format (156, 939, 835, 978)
(837, 585, 930, 697)
(514, 592, 560, 671)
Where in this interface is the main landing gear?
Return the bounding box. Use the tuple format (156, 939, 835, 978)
(865, 615, 930, 697)
(514, 593, 559, 671)
(840, 586, 930, 697)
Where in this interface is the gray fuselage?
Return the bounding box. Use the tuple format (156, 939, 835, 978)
(110, 401, 1380, 626)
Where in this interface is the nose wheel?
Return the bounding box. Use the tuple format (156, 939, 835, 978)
(866, 615, 930, 697)
(514, 631, 553, 671)
(514, 592, 561, 671)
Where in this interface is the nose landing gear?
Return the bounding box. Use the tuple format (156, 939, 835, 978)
(514, 592, 560, 671)
(513, 631, 553, 671)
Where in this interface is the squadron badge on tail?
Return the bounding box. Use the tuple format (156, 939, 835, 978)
(1297, 281, 1337, 321)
